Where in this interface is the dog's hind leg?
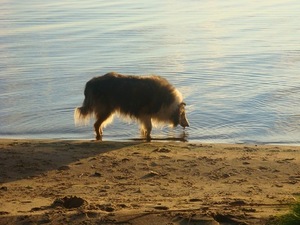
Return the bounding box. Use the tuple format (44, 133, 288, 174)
(94, 112, 111, 141)
(140, 116, 152, 141)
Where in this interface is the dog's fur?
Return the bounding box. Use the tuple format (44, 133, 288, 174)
(74, 72, 189, 140)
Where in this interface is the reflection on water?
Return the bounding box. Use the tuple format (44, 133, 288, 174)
(130, 130, 189, 142)
(1, 0, 300, 144)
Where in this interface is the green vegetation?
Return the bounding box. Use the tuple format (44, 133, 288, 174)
(268, 200, 300, 225)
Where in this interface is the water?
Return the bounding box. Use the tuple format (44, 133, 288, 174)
(1, 0, 300, 144)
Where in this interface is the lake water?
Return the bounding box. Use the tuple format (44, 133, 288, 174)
(1, 0, 300, 145)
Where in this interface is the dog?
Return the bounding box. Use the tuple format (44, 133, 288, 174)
(74, 72, 189, 140)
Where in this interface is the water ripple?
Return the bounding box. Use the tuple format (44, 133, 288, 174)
(1, 0, 300, 144)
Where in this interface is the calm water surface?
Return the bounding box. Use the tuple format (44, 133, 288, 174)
(1, 0, 300, 144)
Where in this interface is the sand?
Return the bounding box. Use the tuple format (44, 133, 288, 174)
(0, 139, 299, 225)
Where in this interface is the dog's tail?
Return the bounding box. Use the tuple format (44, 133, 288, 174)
(74, 87, 94, 126)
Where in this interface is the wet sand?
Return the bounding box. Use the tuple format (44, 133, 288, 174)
(0, 139, 299, 224)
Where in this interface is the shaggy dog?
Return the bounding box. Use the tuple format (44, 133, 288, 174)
(74, 72, 189, 140)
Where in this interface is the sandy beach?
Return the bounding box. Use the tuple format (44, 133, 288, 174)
(0, 139, 299, 225)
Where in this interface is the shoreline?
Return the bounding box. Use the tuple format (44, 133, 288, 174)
(1, 139, 300, 224)
(1, 136, 300, 146)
